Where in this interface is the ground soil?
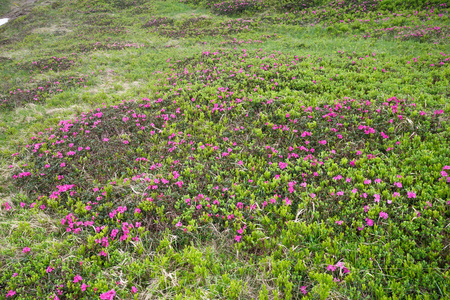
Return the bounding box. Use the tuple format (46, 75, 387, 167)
(1, 0, 39, 20)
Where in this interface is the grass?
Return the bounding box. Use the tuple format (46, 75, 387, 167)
(0, 0, 449, 299)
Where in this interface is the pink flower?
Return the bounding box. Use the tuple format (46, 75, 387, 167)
(6, 290, 16, 297)
(235, 235, 242, 242)
(46, 266, 54, 273)
(100, 289, 116, 300)
(310, 193, 316, 198)
(284, 197, 291, 206)
(407, 191, 416, 198)
(12, 273, 18, 277)
(22, 247, 31, 253)
(81, 283, 89, 291)
(393, 192, 400, 198)
(176, 221, 182, 227)
(366, 218, 374, 226)
(131, 286, 138, 293)
(103, 138, 109, 142)
(73, 274, 82, 283)
(279, 162, 288, 169)
(379, 211, 388, 219)
(300, 286, 307, 295)
(3, 202, 11, 211)
(327, 264, 337, 271)
(394, 182, 402, 188)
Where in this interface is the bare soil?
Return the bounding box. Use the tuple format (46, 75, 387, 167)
(1, 0, 39, 20)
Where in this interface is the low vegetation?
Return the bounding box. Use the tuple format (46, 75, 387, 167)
(0, 0, 449, 299)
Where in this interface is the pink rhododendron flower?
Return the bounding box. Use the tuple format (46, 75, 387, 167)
(22, 247, 31, 253)
(374, 194, 380, 202)
(6, 290, 16, 297)
(327, 264, 337, 271)
(300, 286, 307, 295)
(284, 197, 291, 206)
(379, 212, 388, 219)
(100, 289, 116, 300)
(407, 191, 416, 198)
(73, 274, 82, 283)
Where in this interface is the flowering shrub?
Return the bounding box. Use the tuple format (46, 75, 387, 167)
(146, 16, 258, 38)
(19, 57, 76, 74)
(209, 0, 266, 15)
(2, 45, 449, 298)
(0, 75, 91, 109)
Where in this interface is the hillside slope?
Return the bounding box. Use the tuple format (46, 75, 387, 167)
(0, 0, 449, 299)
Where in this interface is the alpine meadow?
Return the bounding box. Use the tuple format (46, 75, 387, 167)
(0, 0, 449, 299)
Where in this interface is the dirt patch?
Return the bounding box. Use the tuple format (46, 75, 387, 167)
(32, 25, 72, 35)
(1, 0, 39, 20)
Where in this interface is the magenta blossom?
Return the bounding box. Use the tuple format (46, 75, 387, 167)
(100, 289, 116, 300)
(279, 162, 288, 169)
(6, 290, 16, 297)
(327, 264, 337, 271)
(379, 211, 388, 219)
(300, 286, 307, 295)
(407, 191, 416, 198)
(73, 274, 82, 283)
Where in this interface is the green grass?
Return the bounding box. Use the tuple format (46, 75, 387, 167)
(0, 0, 449, 299)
